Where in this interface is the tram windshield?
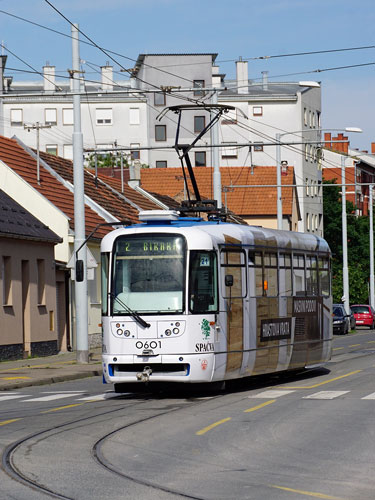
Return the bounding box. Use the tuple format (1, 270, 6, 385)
(112, 234, 186, 314)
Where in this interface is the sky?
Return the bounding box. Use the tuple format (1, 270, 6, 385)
(0, 0, 374, 151)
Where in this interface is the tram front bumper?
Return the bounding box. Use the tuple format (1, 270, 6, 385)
(102, 353, 215, 383)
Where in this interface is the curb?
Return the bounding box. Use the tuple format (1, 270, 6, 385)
(0, 369, 102, 391)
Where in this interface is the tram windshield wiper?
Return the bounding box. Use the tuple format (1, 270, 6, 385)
(110, 293, 150, 329)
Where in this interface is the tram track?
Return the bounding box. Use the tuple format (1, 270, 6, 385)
(1, 391, 222, 500)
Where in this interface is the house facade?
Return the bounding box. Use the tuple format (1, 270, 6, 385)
(0, 190, 61, 360)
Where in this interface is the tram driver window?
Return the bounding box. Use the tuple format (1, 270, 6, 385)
(189, 251, 218, 313)
(279, 253, 292, 296)
(306, 255, 318, 295)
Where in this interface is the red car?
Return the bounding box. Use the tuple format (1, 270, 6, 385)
(350, 305, 375, 329)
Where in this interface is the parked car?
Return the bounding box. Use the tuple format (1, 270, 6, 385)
(333, 304, 350, 335)
(350, 305, 375, 329)
(349, 308, 356, 330)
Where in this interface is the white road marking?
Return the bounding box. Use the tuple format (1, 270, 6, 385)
(362, 392, 375, 400)
(77, 393, 122, 401)
(25, 393, 83, 402)
(303, 391, 350, 400)
(248, 390, 296, 399)
(0, 394, 30, 401)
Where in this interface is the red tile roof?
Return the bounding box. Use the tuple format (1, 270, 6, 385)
(140, 166, 296, 216)
(0, 136, 115, 239)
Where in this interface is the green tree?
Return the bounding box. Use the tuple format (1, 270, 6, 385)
(323, 179, 371, 304)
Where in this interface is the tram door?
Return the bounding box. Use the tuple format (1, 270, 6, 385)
(221, 240, 247, 375)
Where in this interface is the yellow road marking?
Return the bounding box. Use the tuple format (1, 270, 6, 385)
(332, 347, 344, 351)
(0, 376, 31, 380)
(196, 417, 231, 435)
(244, 400, 276, 412)
(41, 403, 84, 413)
(367, 340, 375, 344)
(279, 370, 361, 389)
(0, 418, 21, 426)
(270, 484, 345, 499)
(349, 344, 361, 347)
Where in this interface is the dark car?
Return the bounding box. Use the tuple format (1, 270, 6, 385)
(349, 308, 356, 330)
(333, 304, 350, 335)
(351, 305, 375, 329)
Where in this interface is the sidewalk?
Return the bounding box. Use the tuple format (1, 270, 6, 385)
(0, 348, 102, 391)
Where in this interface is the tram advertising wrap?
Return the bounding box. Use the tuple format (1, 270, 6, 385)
(100, 210, 332, 391)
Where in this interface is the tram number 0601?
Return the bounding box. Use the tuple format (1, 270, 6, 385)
(135, 341, 162, 350)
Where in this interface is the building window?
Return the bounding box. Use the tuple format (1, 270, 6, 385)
(305, 144, 309, 161)
(10, 109, 23, 126)
(37, 259, 45, 305)
(155, 124, 166, 141)
(46, 145, 58, 156)
(306, 178, 310, 196)
(129, 107, 140, 125)
(222, 142, 238, 159)
(96, 108, 112, 125)
(254, 143, 264, 152)
(304, 108, 307, 126)
(45, 108, 57, 126)
(253, 106, 263, 116)
(130, 143, 140, 161)
(154, 93, 166, 106)
(2, 256, 13, 306)
(306, 213, 310, 231)
(195, 151, 206, 167)
(156, 161, 167, 168)
(63, 144, 73, 160)
(63, 108, 73, 125)
(193, 80, 205, 97)
(194, 116, 205, 134)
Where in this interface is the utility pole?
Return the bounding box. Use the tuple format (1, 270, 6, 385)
(211, 90, 222, 208)
(24, 122, 51, 184)
(341, 155, 350, 315)
(369, 185, 375, 308)
(72, 23, 88, 363)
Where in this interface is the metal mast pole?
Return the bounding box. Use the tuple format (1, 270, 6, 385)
(341, 155, 350, 315)
(370, 185, 375, 308)
(211, 91, 222, 208)
(276, 133, 283, 230)
(72, 23, 88, 363)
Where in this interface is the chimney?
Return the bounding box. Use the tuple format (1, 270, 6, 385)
(128, 161, 141, 187)
(101, 63, 113, 91)
(236, 57, 248, 94)
(43, 63, 56, 92)
(324, 132, 332, 149)
(371, 142, 375, 154)
(262, 71, 269, 91)
(332, 133, 349, 154)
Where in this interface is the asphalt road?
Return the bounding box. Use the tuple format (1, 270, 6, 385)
(1, 329, 374, 500)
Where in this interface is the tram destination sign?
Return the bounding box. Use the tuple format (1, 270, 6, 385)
(293, 297, 318, 316)
(260, 318, 292, 341)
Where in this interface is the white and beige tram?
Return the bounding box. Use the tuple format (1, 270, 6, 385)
(101, 210, 332, 390)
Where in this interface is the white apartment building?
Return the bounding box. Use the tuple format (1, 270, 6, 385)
(0, 53, 322, 234)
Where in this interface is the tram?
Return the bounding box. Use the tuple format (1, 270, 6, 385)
(101, 210, 332, 391)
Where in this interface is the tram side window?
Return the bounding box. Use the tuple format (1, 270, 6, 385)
(293, 254, 305, 296)
(189, 251, 218, 313)
(264, 252, 278, 296)
(248, 251, 263, 296)
(319, 257, 330, 296)
(279, 253, 292, 296)
(101, 253, 109, 316)
(221, 249, 247, 298)
(306, 255, 318, 295)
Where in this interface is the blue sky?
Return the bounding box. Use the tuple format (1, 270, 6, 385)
(0, 0, 374, 150)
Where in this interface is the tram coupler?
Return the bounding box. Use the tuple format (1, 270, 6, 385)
(136, 366, 153, 382)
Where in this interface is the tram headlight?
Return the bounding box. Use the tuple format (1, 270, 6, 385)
(116, 329, 123, 335)
(173, 328, 179, 334)
(165, 329, 172, 336)
(175, 322, 180, 327)
(124, 330, 131, 337)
